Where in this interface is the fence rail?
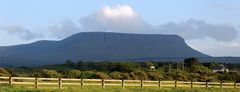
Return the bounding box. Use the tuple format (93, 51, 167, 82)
(0, 76, 240, 89)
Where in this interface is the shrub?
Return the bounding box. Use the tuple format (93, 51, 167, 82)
(197, 74, 209, 82)
(122, 73, 131, 80)
(11, 73, 30, 77)
(192, 65, 211, 73)
(128, 71, 148, 80)
(0, 67, 10, 77)
(189, 73, 199, 81)
(142, 61, 155, 69)
(80, 71, 95, 79)
(62, 70, 81, 78)
(165, 69, 189, 81)
(38, 69, 62, 78)
(94, 72, 111, 79)
(109, 71, 123, 79)
(129, 72, 138, 80)
(135, 71, 148, 80)
(147, 72, 163, 80)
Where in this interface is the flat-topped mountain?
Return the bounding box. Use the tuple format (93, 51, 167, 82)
(0, 32, 210, 66)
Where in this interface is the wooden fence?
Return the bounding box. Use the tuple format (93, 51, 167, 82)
(0, 77, 240, 89)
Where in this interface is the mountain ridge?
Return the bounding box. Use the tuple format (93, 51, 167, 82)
(0, 32, 210, 66)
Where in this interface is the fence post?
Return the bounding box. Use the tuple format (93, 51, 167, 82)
(9, 76, 12, 85)
(141, 80, 143, 89)
(122, 79, 125, 88)
(206, 82, 208, 88)
(158, 80, 161, 88)
(191, 81, 193, 88)
(220, 82, 223, 88)
(81, 78, 84, 87)
(234, 82, 237, 88)
(59, 78, 62, 89)
(175, 81, 178, 88)
(35, 77, 38, 88)
(102, 79, 105, 88)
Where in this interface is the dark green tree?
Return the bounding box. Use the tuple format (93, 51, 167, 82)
(65, 60, 75, 67)
(110, 62, 140, 73)
(184, 57, 200, 70)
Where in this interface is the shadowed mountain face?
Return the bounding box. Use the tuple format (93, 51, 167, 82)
(0, 32, 210, 66)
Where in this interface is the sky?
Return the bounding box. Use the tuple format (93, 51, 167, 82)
(0, 0, 240, 57)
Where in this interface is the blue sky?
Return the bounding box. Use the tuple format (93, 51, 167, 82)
(1, 0, 240, 26)
(0, 0, 240, 56)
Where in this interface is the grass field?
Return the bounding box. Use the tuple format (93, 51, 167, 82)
(0, 86, 240, 92)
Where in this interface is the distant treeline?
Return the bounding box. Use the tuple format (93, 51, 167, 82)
(1, 57, 240, 82)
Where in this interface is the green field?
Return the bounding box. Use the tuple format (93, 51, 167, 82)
(0, 86, 240, 92)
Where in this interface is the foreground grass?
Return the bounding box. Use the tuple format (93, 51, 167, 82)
(0, 86, 240, 92)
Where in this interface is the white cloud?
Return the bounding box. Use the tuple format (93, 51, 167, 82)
(156, 19, 238, 42)
(47, 19, 81, 39)
(0, 25, 43, 40)
(219, 41, 240, 48)
(79, 5, 239, 42)
(0, 19, 81, 41)
(99, 5, 137, 18)
(212, 3, 239, 12)
(79, 5, 152, 33)
(186, 38, 240, 57)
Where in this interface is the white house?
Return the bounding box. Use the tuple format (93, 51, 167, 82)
(212, 65, 229, 73)
(150, 66, 155, 69)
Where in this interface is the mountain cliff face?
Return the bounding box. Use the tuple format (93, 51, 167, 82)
(0, 32, 210, 66)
